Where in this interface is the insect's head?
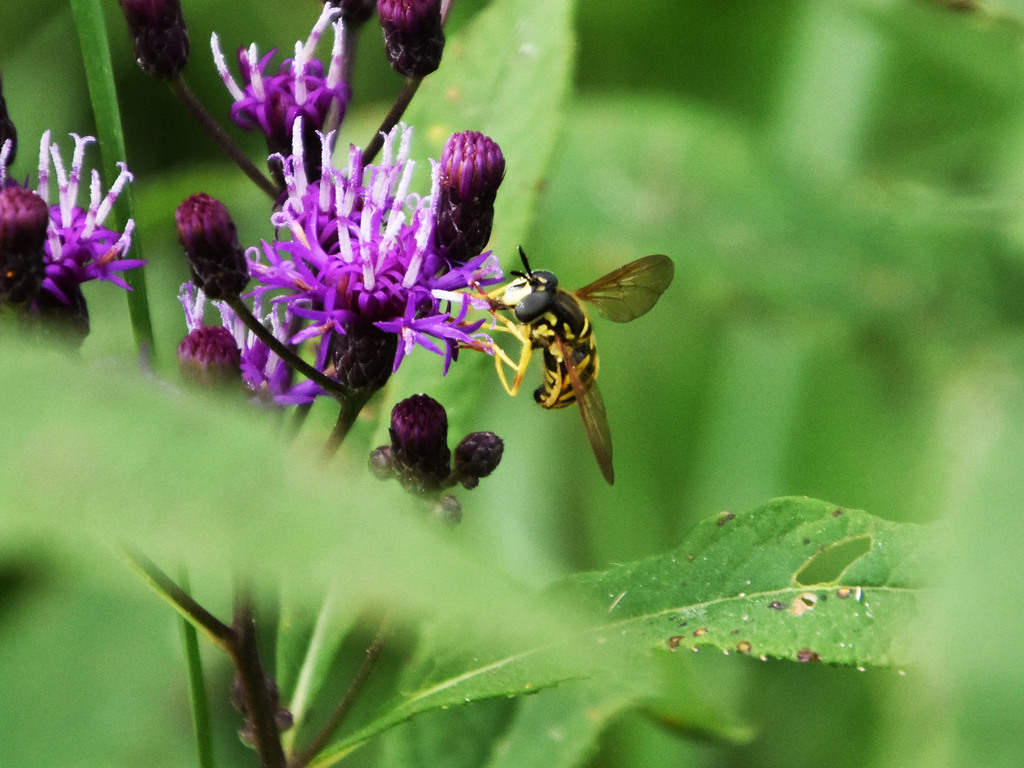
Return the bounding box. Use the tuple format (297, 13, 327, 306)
(502, 247, 558, 323)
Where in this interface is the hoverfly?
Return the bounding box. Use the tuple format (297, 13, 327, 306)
(483, 248, 674, 484)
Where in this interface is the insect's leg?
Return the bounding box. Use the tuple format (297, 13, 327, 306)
(491, 326, 531, 397)
(490, 340, 520, 396)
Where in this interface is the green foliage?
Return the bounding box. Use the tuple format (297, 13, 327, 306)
(560, 497, 930, 667)
(3, 1, 1024, 767)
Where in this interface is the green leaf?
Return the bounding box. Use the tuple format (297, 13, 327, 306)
(380, 698, 517, 768)
(559, 497, 934, 667)
(485, 670, 751, 768)
(276, 587, 362, 753)
(305, 497, 930, 765)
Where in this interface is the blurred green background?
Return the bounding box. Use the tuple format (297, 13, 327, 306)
(3, 0, 1024, 766)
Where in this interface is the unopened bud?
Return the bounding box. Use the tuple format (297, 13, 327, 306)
(368, 445, 395, 479)
(119, 0, 190, 79)
(0, 186, 49, 305)
(178, 325, 242, 385)
(389, 393, 451, 491)
(378, 0, 445, 78)
(453, 431, 503, 488)
(175, 193, 249, 299)
(433, 131, 505, 264)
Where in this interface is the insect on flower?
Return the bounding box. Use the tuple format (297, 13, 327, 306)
(481, 248, 674, 485)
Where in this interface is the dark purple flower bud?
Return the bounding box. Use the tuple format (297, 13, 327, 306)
(378, 0, 445, 78)
(0, 186, 48, 305)
(326, 0, 377, 24)
(389, 393, 452, 492)
(175, 193, 249, 299)
(118, 0, 190, 79)
(433, 131, 505, 264)
(452, 431, 503, 489)
(329, 322, 398, 391)
(0, 75, 17, 168)
(178, 325, 242, 385)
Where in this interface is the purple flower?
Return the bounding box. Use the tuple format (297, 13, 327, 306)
(211, 4, 351, 175)
(249, 121, 502, 381)
(0, 131, 142, 309)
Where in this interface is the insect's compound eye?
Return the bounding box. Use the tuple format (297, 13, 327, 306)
(514, 284, 556, 323)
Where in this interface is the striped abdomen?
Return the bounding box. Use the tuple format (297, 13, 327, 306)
(528, 292, 600, 410)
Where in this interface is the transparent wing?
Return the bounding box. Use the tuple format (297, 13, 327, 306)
(554, 336, 614, 484)
(573, 254, 674, 323)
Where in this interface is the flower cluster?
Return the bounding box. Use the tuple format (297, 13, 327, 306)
(0, 129, 141, 342)
(371, 393, 505, 521)
(255, 123, 502, 381)
(212, 4, 350, 182)
(135, 1, 510, 498)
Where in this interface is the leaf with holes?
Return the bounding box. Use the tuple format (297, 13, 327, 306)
(555, 497, 935, 667)
(307, 498, 932, 766)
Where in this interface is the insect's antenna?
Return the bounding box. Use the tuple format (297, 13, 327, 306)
(517, 246, 533, 276)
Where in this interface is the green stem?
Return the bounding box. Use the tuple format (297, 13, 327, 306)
(290, 614, 390, 768)
(231, 593, 288, 768)
(361, 77, 423, 166)
(178, 569, 217, 768)
(69, 0, 155, 355)
(324, 388, 376, 457)
(120, 547, 234, 652)
(169, 74, 282, 200)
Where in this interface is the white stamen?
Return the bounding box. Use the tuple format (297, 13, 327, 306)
(292, 41, 307, 105)
(360, 204, 376, 291)
(179, 282, 205, 331)
(303, 3, 339, 62)
(290, 116, 307, 191)
(83, 168, 102, 237)
(93, 162, 134, 229)
(327, 18, 345, 88)
(396, 125, 413, 164)
(401, 209, 429, 288)
(428, 157, 441, 202)
(248, 44, 265, 100)
(392, 157, 414, 215)
(318, 131, 333, 211)
(48, 141, 72, 223)
(211, 33, 245, 102)
(0, 139, 11, 186)
(115, 218, 135, 258)
(35, 131, 51, 203)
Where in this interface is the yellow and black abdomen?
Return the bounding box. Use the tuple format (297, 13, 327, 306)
(528, 292, 600, 409)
